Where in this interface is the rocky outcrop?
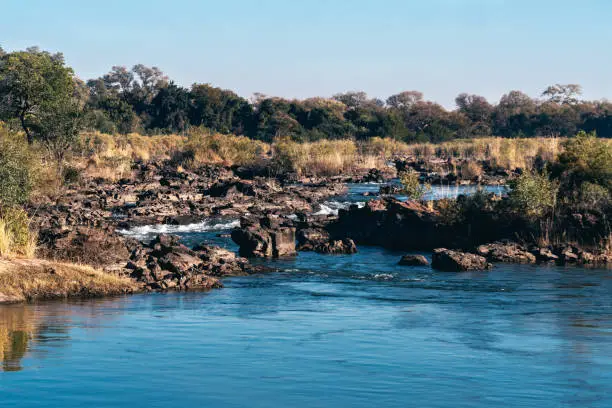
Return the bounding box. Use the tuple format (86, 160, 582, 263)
(314, 238, 358, 255)
(476, 242, 536, 264)
(231, 215, 297, 258)
(432, 248, 492, 272)
(128, 234, 261, 291)
(398, 254, 429, 266)
(328, 198, 447, 250)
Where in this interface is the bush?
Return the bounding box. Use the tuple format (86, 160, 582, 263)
(508, 171, 558, 218)
(0, 207, 37, 258)
(0, 126, 35, 207)
(556, 131, 612, 192)
(399, 169, 430, 200)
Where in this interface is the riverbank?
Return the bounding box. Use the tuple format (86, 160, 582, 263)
(0, 258, 135, 303)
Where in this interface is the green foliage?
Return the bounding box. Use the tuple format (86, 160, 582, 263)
(508, 171, 558, 218)
(579, 182, 610, 209)
(399, 169, 430, 200)
(0, 48, 75, 144)
(0, 126, 34, 207)
(557, 131, 612, 192)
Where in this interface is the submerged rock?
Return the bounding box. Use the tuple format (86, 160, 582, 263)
(432, 248, 492, 272)
(398, 254, 429, 266)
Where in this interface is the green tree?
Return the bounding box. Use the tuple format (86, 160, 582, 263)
(0, 48, 75, 144)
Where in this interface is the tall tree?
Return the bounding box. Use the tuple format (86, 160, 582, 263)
(386, 91, 423, 110)
(542, 84, 582, 105)
(0, 48, 75, 144)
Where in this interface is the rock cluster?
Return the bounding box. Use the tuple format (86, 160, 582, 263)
(127, 234, 261, 290)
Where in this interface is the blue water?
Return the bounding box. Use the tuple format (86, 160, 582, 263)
(343, 182, 507, 203)
(2, 183, 611, 407)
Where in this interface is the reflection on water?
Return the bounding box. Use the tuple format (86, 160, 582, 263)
(1, 246, 611, 407)
(0, 307, 35, 372)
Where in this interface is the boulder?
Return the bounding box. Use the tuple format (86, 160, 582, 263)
(476, 242, 536, 264)
(157, 251, 203, 274)
(297, 228, 330, 251)
(432, 248, 492, 272)
(314, 238, 358, 255)
(398, 254, 429, 266)
(231, 216, 297, 258)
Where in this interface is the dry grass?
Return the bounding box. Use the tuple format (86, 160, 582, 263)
(0, 258, 136, 303)
(0, 209, 37, 259)
(273, 139, 360, 176)
(397, 137, 565, 170)
(75, 131, 187, 181)
(181, 129, 269, 167)
(66, 132, 603, 180)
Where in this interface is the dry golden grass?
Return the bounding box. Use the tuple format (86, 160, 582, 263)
(273, 139, 360, 176)
(0, 258, 136, 303)
(67, 131, 596, 180)
(0, 209, 37, 259)
(182, 129, 269, 167)
(398, 137, 565, 170)
(75, 131, 187, 180)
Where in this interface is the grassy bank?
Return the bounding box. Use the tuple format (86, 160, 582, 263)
(0, 259, 136, 303)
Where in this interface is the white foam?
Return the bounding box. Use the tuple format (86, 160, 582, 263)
(313, 201, 366, 216)
(117, 219, 240, 240)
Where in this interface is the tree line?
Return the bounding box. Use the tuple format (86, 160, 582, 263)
(2, 46, 612, 147)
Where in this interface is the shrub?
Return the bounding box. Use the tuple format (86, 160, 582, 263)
(508, 171, 558, 218)
(0, 126, 35, 207)
(579, 182, 610, 209)
(556, 131, 612, 192)
(399, 169, 430, 200)
(0, 207, 37, 258)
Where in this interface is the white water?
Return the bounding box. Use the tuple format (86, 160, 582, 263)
(313, 201, 366, 216)
(117, 219, 240, 241)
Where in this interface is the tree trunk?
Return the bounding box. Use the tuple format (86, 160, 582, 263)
(19, 108, 33, 145)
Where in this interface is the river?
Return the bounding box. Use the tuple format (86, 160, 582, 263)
(1, 184, 611, 407)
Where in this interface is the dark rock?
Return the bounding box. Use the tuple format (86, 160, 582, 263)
(432, 248, 492, 272)
(476, 242, 536, 264)
(398, 254, 429, 266)
(314, 238, 358, 255)
(297, 228, 330, 251)
(231, 216, 297, 258)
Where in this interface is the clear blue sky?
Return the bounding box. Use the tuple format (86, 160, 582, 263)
(1, 0, 610, 107)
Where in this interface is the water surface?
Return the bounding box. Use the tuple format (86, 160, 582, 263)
(1, 246, 611, 407)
